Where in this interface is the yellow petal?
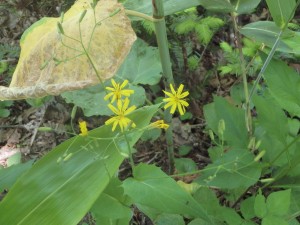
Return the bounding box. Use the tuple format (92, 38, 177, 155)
(170, 103, 177, 114)
(163, 90, 174, 98)
(179, 91, 189, 98)
(108, 104, 119, 115)
(120, 79, 128, 89)
(177, 84, 184, 95)
(111, 79, 117, 88)
(170, 84, 176, 95)
(164, 101, 174, 110)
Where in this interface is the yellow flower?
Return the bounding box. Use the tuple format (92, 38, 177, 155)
(149, 120, 169, 130)
(79, 120, 88, 136)
(163, 84, 189, 115)
(104, 79, 134, 103)
(105, 98, 136, 132)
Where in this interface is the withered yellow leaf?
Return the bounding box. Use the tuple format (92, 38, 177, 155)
(0, 0, 136, 100)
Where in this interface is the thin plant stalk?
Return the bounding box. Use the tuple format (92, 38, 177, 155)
(232, 13, 252, 136)
(152, 0, 175, 174)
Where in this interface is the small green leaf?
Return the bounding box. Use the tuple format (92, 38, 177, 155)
(266, 189, 291, 216)
(0, 109, 10, 118)
(154, 214, 185, 225)
(254, 191, 267, 218)
(174, 158, 197, 173)
(178, 145, 192, 156)
(6, 152, 21, 167)
(240, 196, 255, 220)
(262, 215, 289, 225)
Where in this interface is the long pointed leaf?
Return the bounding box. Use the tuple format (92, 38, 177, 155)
(0, 104, 159, 225)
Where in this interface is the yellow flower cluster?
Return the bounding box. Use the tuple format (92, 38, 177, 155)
(78, 79, 188, 133)
(79, 120, 88, 136)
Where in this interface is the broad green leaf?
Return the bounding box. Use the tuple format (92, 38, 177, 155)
(124, 0, 203, 19)
(267, 189, 291, 216)
(193, 187, 221, 218)
(0, 0, 136, 100)
(196, 148, 261, 189)
(240, 21, 300, 53)
(253, 94, 288, 143)
(254, 191, 267, 218)
(0, 160, 33, 191)
(233, 0, 261, 14)
(198, 0, 260, 14)
(266, 0, 296, 29)
(240, 196, 255, 220)
(198, 0, 234, 12)
(263, 58, 300, 117)
(262, 215, 289, 225)
(188, 218, 211, 225)
(115, 38, 162, 85)
(62, 82, 145, 116)
(122, 163, 212, 222)
(91, 178, 132, 225)
(154, 214, 185, 225)
(0, 104, 159, 225)
(204, 96, 248, 148)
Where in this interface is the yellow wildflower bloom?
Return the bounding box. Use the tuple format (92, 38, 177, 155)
(104, 79, 134, 103)
(79, 120, 88, 136)
(163, 84, 189, 115)
(149, 120, 169, 130)
(105, 98, 136, 132)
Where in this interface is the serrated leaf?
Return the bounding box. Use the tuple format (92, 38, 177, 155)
(0, 104, 159, 225)
(122, 163, 212, 222)
(115, 38, 162, 85)
(266, 0, 296, 29)
(195, 23, 212, 45)
(175, 18, 196, 34)
(0, 0, 136, 100)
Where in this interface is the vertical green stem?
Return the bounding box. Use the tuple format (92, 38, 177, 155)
(152, 0, 175, 174)
(232, 14, 252, 136)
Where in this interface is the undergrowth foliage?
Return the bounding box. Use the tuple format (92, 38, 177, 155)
(0, 0, 300, 225)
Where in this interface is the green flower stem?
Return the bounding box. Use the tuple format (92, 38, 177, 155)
(124, 132, 135, 169)
(152, 0, 175, 174)
(232, 13, 252, 136)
